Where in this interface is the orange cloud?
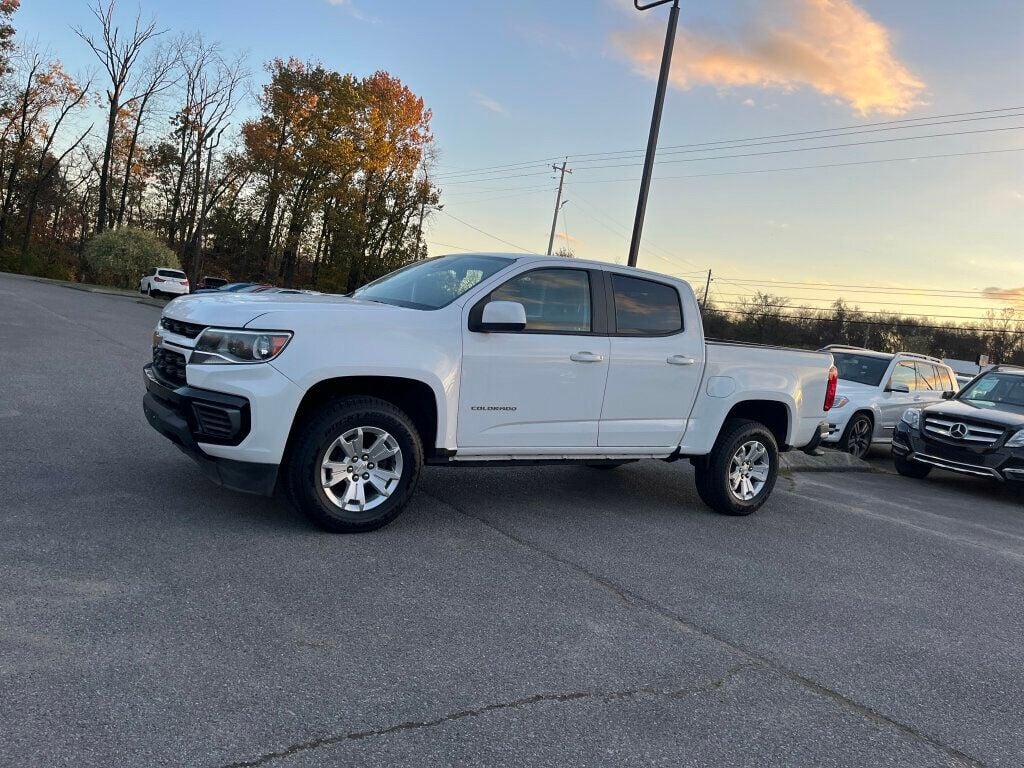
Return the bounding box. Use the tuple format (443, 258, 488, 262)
(983, 287, 1024, 305)
(611, 0, 926, 116)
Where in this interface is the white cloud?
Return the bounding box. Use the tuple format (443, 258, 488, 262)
(611, 0, 926, 116)
(472, 92, 506, 115)
(327, 0, 379, 24)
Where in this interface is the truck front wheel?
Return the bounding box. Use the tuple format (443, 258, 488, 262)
(285, 396, 423, 533)
(693, 419, 779, 516)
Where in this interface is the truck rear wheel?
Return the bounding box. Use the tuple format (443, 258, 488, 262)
(693, 418, 779, 516)
(285, 396, 423, 533)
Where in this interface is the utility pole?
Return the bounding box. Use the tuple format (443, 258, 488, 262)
(701, 269, 712, 307)
(627, 0, 681, 268)
(547, 161, 572, 255)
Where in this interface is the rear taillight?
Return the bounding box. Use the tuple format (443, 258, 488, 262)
(154, 276, 165, 283)
(824, 365, 838, 411)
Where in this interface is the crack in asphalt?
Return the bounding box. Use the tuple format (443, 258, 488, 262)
(217, 663, 758, 768)
(422, 490, 985, 768)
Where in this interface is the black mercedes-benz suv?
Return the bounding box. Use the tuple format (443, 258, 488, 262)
(892, 366, 1024, 482)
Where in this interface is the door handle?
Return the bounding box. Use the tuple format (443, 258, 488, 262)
(570, 351, 604, 363)
(666, 355, 696, 366)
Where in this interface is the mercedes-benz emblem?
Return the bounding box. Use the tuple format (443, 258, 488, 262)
(949, 423, 969, 439)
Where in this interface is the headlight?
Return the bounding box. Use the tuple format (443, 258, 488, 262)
(832, 396, 849, 409)
(191, 328, 292, 364)
(900, 408, 921, 429)
(1006, 429, 1024, 448)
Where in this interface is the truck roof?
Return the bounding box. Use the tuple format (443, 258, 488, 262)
(448, 252, 693, 285)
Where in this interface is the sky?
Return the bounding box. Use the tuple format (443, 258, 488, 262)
(16, 0, 1024, 321)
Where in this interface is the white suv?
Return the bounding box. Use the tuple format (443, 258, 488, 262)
(140, 268, 189, 298)
(821, 346, 957, 458)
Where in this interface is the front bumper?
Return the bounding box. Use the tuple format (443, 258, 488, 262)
(143, 365, 278, 495)
(892, 421, 1024, 481)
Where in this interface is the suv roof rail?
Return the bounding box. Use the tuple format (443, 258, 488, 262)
(897, 352, 943, 364)
(817, 344, 869, 351)
(990, 364, 1024, 373)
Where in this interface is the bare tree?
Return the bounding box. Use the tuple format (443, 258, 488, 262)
(114, 38, 178, 227)
(74, 0, 165, 233)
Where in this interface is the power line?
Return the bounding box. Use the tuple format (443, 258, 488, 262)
(431, 105, 1024, 179)
(573, 125, 1024, 172)
(708, 308, 1023, 335)
(708, 301, 1005, 322)
(439, 210, 534, 253)
(444, 147, 1024, 189)
(569, 111, 1024, 167)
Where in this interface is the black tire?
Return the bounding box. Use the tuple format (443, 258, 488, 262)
(693, 418, 779, 516)
(840, 412, 873, 459)
(148, 287, 158, 298)
(584, 460, 634, 470)
(285, 396, 423, 533)
(893, 452, 932, 479)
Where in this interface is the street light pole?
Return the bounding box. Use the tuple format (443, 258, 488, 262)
(627, 0, 680, 268)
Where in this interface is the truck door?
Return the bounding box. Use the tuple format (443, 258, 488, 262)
(598, 273, 704, 448)
(458, 267, 610, 449)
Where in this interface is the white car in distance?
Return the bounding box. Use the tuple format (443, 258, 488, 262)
(822, 346, 957, 458)
(140, 267, 190, 298)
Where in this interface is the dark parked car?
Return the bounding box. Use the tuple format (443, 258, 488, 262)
(192, 276, 228, 292)
(193, 282, 257, 295)
(893, 366, 1024, 482)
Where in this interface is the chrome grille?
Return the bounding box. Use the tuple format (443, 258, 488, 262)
(923, 416, 1004, 446)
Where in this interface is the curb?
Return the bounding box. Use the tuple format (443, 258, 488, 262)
(780, 450, 873, 473)
(2, 270, 168, 307)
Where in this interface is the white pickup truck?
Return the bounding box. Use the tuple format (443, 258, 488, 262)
(143, 254, 837, 532)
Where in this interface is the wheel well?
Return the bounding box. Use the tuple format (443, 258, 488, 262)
(287, 376, 439, 457)
(844, 409, 875, 436)
(725, 400, 789, 448)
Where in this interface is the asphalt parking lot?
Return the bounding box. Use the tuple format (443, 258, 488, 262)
(2, 272, 1022, 768)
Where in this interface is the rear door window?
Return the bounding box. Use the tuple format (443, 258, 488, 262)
(890, 362, 918, 391)
(610, 274, 682, 335)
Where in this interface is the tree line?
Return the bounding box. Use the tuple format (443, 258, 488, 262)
(702, 293, 1024, 365)
(0, 0, 437, 292)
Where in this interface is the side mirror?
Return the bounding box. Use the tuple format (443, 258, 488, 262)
(942, 390, 955, 400)
(886, 382, 911, 394)
(478, 301, 527, 332)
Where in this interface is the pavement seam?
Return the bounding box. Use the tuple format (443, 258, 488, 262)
(423, 490, 984, 768)
(215, 663, 758, 768)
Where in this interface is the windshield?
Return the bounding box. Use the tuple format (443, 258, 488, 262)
(832, 352, 893, 387)
(959, 372, 1024, 410)
(353, 255, 515, 310)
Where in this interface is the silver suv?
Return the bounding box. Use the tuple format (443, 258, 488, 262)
(820, 345, 957, 458)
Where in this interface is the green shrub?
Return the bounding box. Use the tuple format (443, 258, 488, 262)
(83, 228, 179, 289)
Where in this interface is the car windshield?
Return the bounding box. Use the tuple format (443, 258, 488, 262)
(959, 372, 1024, 411)
(353, 255, 515, 310)
(832, 352, 893, 387)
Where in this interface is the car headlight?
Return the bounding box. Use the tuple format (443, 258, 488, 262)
(1006, 429, 1024, 448)
(900, 408, 921, 429)
(832, 396, 849, 409)
(191, 328, 292, 364)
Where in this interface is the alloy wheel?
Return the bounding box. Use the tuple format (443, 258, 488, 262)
(320, 426, 404, 513)
(728, 440, 770, 501)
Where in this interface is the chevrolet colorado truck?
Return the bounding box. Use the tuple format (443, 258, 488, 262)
(143, 253, 837, 532)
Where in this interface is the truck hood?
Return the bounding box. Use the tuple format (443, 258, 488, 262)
(922, 398, 1024, 428)
(163, 292, 394, 328)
